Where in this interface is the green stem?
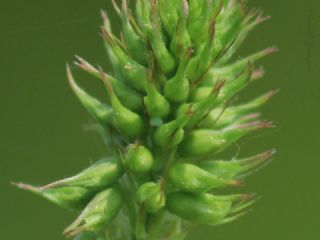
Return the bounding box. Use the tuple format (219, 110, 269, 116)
(135, 206, 147, 240)
(148, 209, 165, 240)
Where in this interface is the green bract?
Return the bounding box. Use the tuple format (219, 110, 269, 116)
(64, 188, 123, 237)
(16, 0, 277, 239)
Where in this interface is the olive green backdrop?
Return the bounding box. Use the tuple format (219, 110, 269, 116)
(0, 0, 319, 239)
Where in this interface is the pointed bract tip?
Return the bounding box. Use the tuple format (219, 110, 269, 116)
(259, 120, 276, 129)
(12, 182, 39, 193)
(230, 120, 275, 131)
(268, 88, 280, 98)
(239, 113, 262, 122)
(251, 67, 265, 80)
(264, 46, 279, 55)
(100, 9, 108, 20)
(256, 14, 271, 25)
(242, 192, 259, 201)
(228, 179, 243, 187)
(249, 120, 275, 129)
(66, 64, 76, 88)
(74, 56, 98, 74)
(261, 148, 277, 159)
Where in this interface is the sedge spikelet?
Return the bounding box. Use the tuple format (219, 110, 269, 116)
(15, 0, 277, 239)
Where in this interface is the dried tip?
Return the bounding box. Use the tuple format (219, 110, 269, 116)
(122, 0, 129, 13)
(100, 9, 108, 21)
(251, 66, 265, 80)
(12, 182, 39, 193)
(259, 149, 277, 159)
(239, 113, 262, 122)
(256, 13, 271, 24)
(267, 89, 280, 98)
(242, 192, 258, 201)
(74, 56, 98, 74)
(228, 179, 243, 187)
(181, 0, 189, 17)
(237, 149, 276, 178)
(264, 46, 279, 55)
(252, 120, 275, 129)
(259, 120, 276, 129)
(229, 120, 276, 132)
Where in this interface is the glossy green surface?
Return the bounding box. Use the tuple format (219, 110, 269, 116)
(0, 0, 319, 239)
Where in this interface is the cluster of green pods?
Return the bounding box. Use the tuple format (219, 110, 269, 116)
(16, 0, 277, 239)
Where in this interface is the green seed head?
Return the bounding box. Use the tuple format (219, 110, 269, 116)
(169, 163, 240, 193)
(16, 0, 277, 239)
(124, 144, 154, 174)
(137, 182, 165, 213)
(64, 188, 123, 238)
(167, 192, 257, 225)
(14, 183, 93, 211)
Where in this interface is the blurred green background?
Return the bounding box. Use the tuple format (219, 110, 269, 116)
(0, 0, 319, 239)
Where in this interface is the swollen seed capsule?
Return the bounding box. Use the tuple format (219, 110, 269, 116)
(164, 50, 191, 102)
(148, 1, 176, 74)
(170, 0, 192, 56)
(64, 188, 123, 238)
(66, 66, 113, 124)
(188, 0, 221, 48)
(186, 81, 224, 128)
(136, 182, 165, 213)
(167, 192, 254, 225)
(135, 0, 152, 32)
(154, 111, 191, 148)
(158, 0, 179, 35)
(180, 121, 273, 156)
(101, 29, 148, 91)
(199, 150, 276, 179)
(120, 0, 148, 64)
(189, 86, 213, 102)
(40, 157, 123, 191)
(144, 79, 170, 119)
(101, 74, 143, 113)
(14, 183, 93, 211)
(100, 72, 145, 139)
(169, 163, 239, 193)
(101, 10, 128, 81)
(124, 144, 154, 174)
(74, 58, 143, 112)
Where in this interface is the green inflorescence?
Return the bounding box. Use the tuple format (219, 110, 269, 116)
(15, 0, 277, 239)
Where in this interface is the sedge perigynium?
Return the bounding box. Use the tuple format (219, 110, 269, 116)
(14, 0, 277, 239)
